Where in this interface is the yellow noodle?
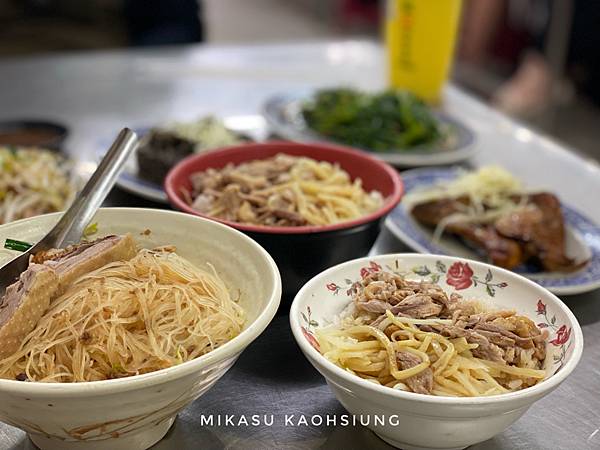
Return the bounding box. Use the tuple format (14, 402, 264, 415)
(189, 154, 383, 226)
(481, 360, 546, 378)
(453, 370, 481, 396)
(318, 305, 547, 397)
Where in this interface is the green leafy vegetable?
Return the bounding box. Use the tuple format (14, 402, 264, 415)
(4, 238, 32, 252)
(302, 88, 444, 152)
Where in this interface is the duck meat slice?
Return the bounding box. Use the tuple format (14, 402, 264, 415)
(355, 299, 393, 314)
(410, 192, 583, 272)
(466, 331, 506, 363)
(0, 264, 58, 359)
(410, 197, 469, 227)
(269, 209, 307, 225)
(494, 193, 583, 272)
(411, 195, 525, 269)
(362, 280, 397, 302)
(446, 223, 524, 270)
(472, 329, 516, 348)
(0, 234, 137, 361)
(396, 351, 433, 394)
(393, 294, 443, 318)
(36, 234, 137, 295)
(420, 323, 506, 363)
(474, 322, 534, 349)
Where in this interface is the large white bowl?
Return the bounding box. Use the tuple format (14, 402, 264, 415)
(0, 208, 281, 450)
(290, 254, 583, 450)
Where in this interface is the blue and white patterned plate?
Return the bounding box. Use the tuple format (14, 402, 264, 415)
(94, 115, 269, 203)
(386, 167, 600, 295)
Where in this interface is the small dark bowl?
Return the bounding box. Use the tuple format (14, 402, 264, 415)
(0, 120, 68, 151)
(165, 141, 403, 304)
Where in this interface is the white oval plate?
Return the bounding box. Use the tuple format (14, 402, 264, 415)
(94, 115, 269, 203)
(385, 167, 600, 295)
(263, 92, 477, 167)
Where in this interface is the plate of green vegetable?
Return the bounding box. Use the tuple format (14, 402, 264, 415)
(263, 88, 476, 167)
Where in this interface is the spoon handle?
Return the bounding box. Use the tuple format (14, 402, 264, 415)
(36, 128, 138, 250)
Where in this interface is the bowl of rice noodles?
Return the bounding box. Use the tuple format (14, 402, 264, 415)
(165, 141, 403, 302)
(0, 208, 281, 450)
(290, 253, 582, 450)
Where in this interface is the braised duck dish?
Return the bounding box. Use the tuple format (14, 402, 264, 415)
(407, 167, 584, 272)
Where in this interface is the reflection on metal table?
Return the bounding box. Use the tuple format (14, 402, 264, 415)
(0, 41, 598, 450)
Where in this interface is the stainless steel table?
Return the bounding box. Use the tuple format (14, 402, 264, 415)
(0, 41, 599, 450)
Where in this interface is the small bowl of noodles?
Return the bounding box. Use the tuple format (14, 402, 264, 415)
(290, 253, 582, 450)
(165, 141, 403, 302)
(0, 208, 281, 450)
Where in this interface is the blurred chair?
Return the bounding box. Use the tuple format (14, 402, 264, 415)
(123, 0, 204, 46)
(335, 0, 380, 32)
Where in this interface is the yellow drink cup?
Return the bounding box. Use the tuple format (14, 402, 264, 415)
(386, 0, 462, 104)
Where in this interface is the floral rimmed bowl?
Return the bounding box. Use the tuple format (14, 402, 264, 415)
(290, 254, 583, 450)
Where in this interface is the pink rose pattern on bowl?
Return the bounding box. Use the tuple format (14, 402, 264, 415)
(301, 257, 574, 377)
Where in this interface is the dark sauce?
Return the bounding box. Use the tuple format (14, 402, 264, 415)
(0, 129, 62, 146)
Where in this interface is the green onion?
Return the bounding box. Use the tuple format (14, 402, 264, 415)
(83, 222, 98, 238)
(4, 238, 33, 252)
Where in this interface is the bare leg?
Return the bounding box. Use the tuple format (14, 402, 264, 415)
(492, 51, 554, 116)
(459, 0, 505, 64)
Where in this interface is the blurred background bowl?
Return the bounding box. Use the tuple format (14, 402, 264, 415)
(290, 253, 583, 450)
(164, 141, 404, 304)
(0, 208, 281, 450)
(0, 120, 68, 151)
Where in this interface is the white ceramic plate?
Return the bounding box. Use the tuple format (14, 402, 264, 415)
(263, 92, 477, 167)
(94, 115, 269, 203)
(385, 167, 600, 295)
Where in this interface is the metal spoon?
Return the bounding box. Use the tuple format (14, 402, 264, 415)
(0, 128, 138, 295)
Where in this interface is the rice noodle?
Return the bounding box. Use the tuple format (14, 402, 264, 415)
(0, 249, 244, 382)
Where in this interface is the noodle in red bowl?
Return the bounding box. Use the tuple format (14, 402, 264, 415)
(165, 141, 403, 301)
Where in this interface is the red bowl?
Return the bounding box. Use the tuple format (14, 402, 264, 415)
(164, 141, 404, 303)
(165, 141, 403, 233)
